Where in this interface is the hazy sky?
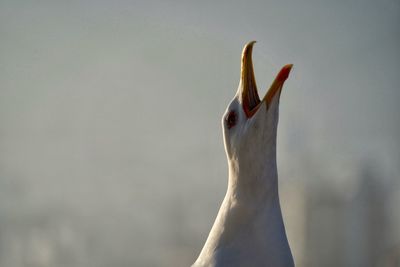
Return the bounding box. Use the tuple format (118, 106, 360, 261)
(0, 0, 399, 266)
(1, 0, 399, 189)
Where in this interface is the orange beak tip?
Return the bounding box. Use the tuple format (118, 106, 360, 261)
(277, 64, 293, 82)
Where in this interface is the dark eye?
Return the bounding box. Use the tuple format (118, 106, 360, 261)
(225, 110, 237, 129)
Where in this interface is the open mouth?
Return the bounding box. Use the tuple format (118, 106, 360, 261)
(240, 41, 293, 118)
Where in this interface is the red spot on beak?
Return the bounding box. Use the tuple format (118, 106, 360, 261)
(276, 64, 293, 82)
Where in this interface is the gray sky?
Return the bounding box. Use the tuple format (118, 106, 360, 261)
(1, 0, 399, 186)
(0, 0, 399, 266)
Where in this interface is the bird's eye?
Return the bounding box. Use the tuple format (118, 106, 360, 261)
(226, 110, 237, 129)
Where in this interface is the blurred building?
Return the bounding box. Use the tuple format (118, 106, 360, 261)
(283, 161, 400, 267)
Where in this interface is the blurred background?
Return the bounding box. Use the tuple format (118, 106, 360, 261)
(1, 0, 399, 266)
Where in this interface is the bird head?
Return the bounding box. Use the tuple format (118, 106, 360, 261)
(222, 41, 292, 177)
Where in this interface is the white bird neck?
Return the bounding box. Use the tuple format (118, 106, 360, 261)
(193, 150, 292, 267)
(226, 144, 279, 206)
(222, 148, 286, 244)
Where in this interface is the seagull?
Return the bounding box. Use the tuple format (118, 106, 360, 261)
(192, 41, 294, 267)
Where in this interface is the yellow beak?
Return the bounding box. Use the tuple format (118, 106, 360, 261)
(240, 41, 293, 117)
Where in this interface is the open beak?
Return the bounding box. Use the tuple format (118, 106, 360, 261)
(239, 41, 293, 118)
